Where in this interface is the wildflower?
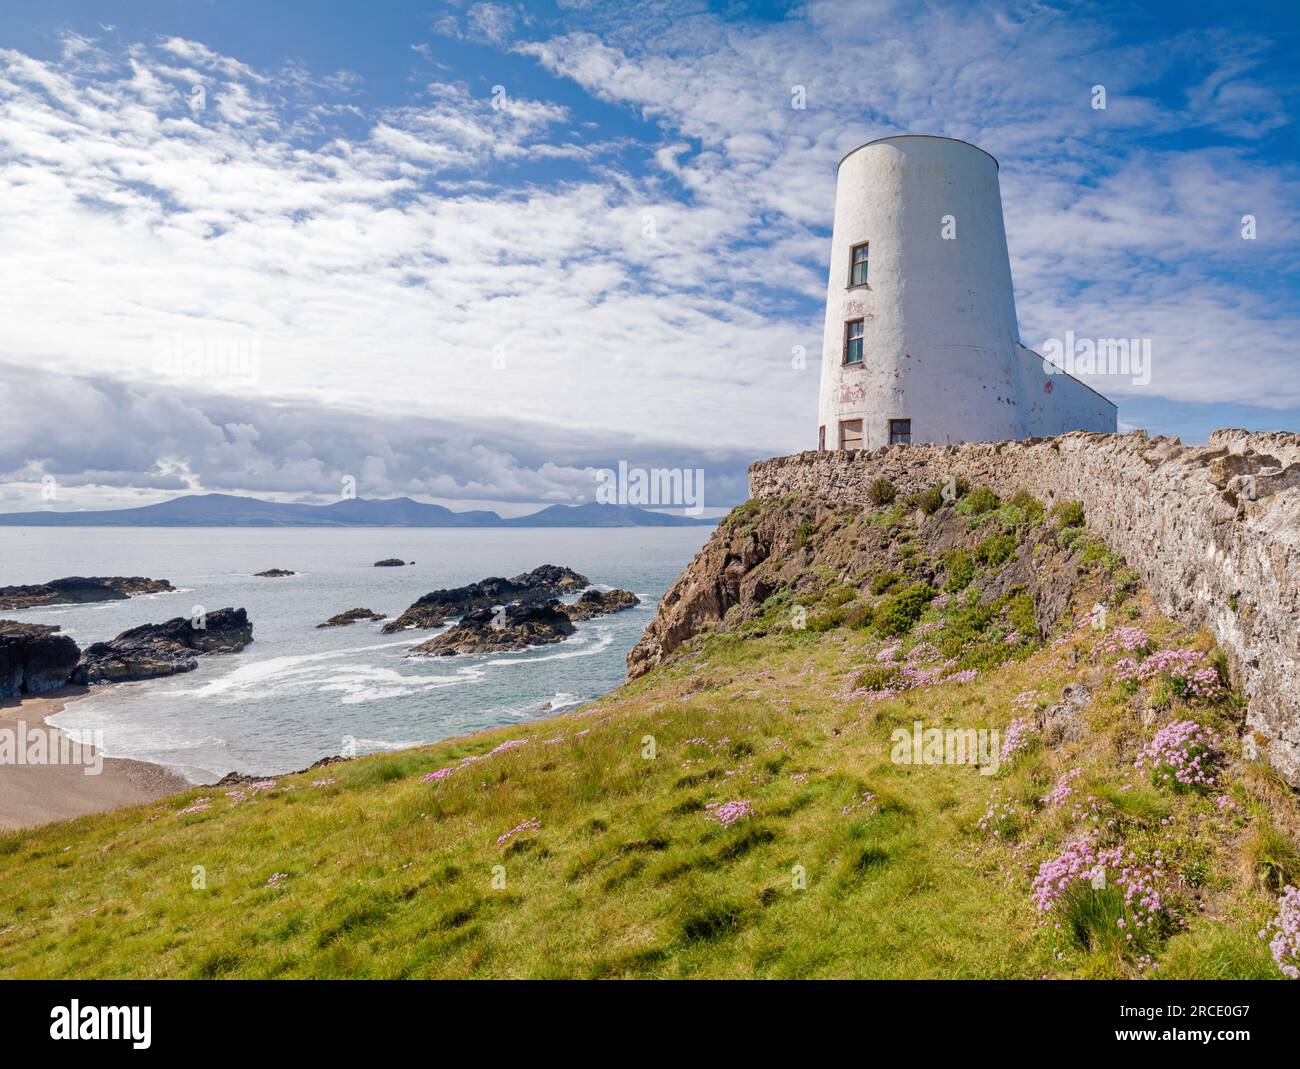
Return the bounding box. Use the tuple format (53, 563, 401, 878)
(1134, 719, 1223, 791)
(1012, 690, 1041, 712)
(1115, 648, 1220, 699)
(705, 799, 753, 828)
(1041, 768, 1082, 807)
(842, 790, 878, 816)
(423, 767, 455, 782)
(1100, 626, 1151, 655)
(1262, 885, 1300, 979)
(1000, 716, 1039, 763)
(497, 817, 541, 845)
(266, 872, 288, 888)
(1032, 835, 1173, 933)
(178, 799, 212, 815)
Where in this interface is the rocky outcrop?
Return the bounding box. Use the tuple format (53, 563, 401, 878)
(561, 588, 641, 620)
(406, 601, 575, 657)
(1038, 684, 1092, 745)
(0, 576, 174, 611)
(74, 608, 253, 685)
(0, 621, 81, 698)
(743, 429, 1300, 785)
(254, 569, 295, 578)
(317, 608, 386, 628)
(626, 493, 1083, 679)
(382, 565, 588, 633)
(373, 559, 409, 567)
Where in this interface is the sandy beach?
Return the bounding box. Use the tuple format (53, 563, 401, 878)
(0, 686, 190, 831)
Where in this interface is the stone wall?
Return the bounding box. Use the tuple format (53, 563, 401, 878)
(748, 429, 1300, 786)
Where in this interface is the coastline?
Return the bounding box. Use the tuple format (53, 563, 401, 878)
(0, 685, 190, 831)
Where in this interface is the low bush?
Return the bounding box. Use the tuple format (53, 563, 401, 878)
(866, 478, 897, 506)
(873, 582, 936, 637)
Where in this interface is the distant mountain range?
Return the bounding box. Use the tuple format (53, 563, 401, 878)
(0, 493, 718, 528)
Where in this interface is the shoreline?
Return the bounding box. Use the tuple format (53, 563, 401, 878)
(0, 685, 191, 831)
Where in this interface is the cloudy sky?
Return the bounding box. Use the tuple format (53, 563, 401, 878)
(1, 0, 1296, 515)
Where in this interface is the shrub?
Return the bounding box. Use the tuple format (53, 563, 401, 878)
(960, 486, 1000, 515)
(873, 582, 936, 637)
(854, 664, 899, 691)
(1006, 489, 1045, 525)
(943, 549, 974, 592)
(871, 571, 902, 595)
(905, 486, 944, 515)
(1003, 591, 1038, 636)
(1057, 525, 1086, 549)
(794, 521, 817, 548)
(866, 478, 897, 506)
(1051, 500, 1085, 528)
(974, 533, 1017, 566)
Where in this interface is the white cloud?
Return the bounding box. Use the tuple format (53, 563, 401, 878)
(0, 4, 1296, 512)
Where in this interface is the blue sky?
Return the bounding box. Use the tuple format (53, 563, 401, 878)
(0, 0, 1296, 513)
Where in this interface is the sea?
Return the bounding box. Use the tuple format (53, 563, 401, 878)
(0, 527, 713, 782)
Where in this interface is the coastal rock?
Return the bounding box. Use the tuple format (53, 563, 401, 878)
(406, 600, 575, 657)
(0, 620, 81, 698)
(561, 588, 641, 620)
(373, 559, 409, 567)
(0, 576, 174, 611)
(382, 564, 588, 633)
(74, 608, 253, 685)
(254, 569, 295, 578)
(214, 754, 349, 786)
(317, 608, 387, 628)
(627, 490, 1086, 680)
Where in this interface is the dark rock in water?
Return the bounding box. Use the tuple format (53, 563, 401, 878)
(254, 569, 295, 578)
(317, 608, 387, 628)
(560, 588, 641, 620)
(0, 576, 174, 611)
(0, 620, 81, 698)
(382, 564, 588, 633)
(74, 608, 253, 685)
(373, 558, 407, 567)
(407, 600, 575, 657)
(214, 754, 349, 786)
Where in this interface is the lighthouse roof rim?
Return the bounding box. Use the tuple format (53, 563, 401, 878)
(836, 135, 1000, 174)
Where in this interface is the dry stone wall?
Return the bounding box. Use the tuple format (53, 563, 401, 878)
(748, 429, 1300, 786)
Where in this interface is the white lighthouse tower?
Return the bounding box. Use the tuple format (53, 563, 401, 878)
(816, 135, 1115, 451)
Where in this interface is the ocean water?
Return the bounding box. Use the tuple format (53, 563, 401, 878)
(0, 527, 713, 781)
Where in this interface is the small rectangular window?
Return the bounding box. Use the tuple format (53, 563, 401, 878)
(889, 419, 911, 446)
(818, 425, 826, 452)
(849, 242, 869, 286)
(839, 419, 863, 451)
(844, 319, 864, 364)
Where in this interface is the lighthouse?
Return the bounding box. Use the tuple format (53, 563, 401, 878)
(816, 135, 1116, 451)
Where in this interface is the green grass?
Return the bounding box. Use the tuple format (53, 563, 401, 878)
(0, 496, 1294, 979)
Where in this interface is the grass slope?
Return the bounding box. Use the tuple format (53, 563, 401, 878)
(1, 490, 1296, 978)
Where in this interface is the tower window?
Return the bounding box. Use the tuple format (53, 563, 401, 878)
(843, 319, 864, 364)
(849, 242, 869, 286)
(818, 425, 826, 451)
(889, 419, 911, 445)
(839, 419, 863, 451)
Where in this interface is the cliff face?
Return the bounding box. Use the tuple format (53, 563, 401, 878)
(627, 491, 1085, 679)
(724, 429, 1298, 785)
